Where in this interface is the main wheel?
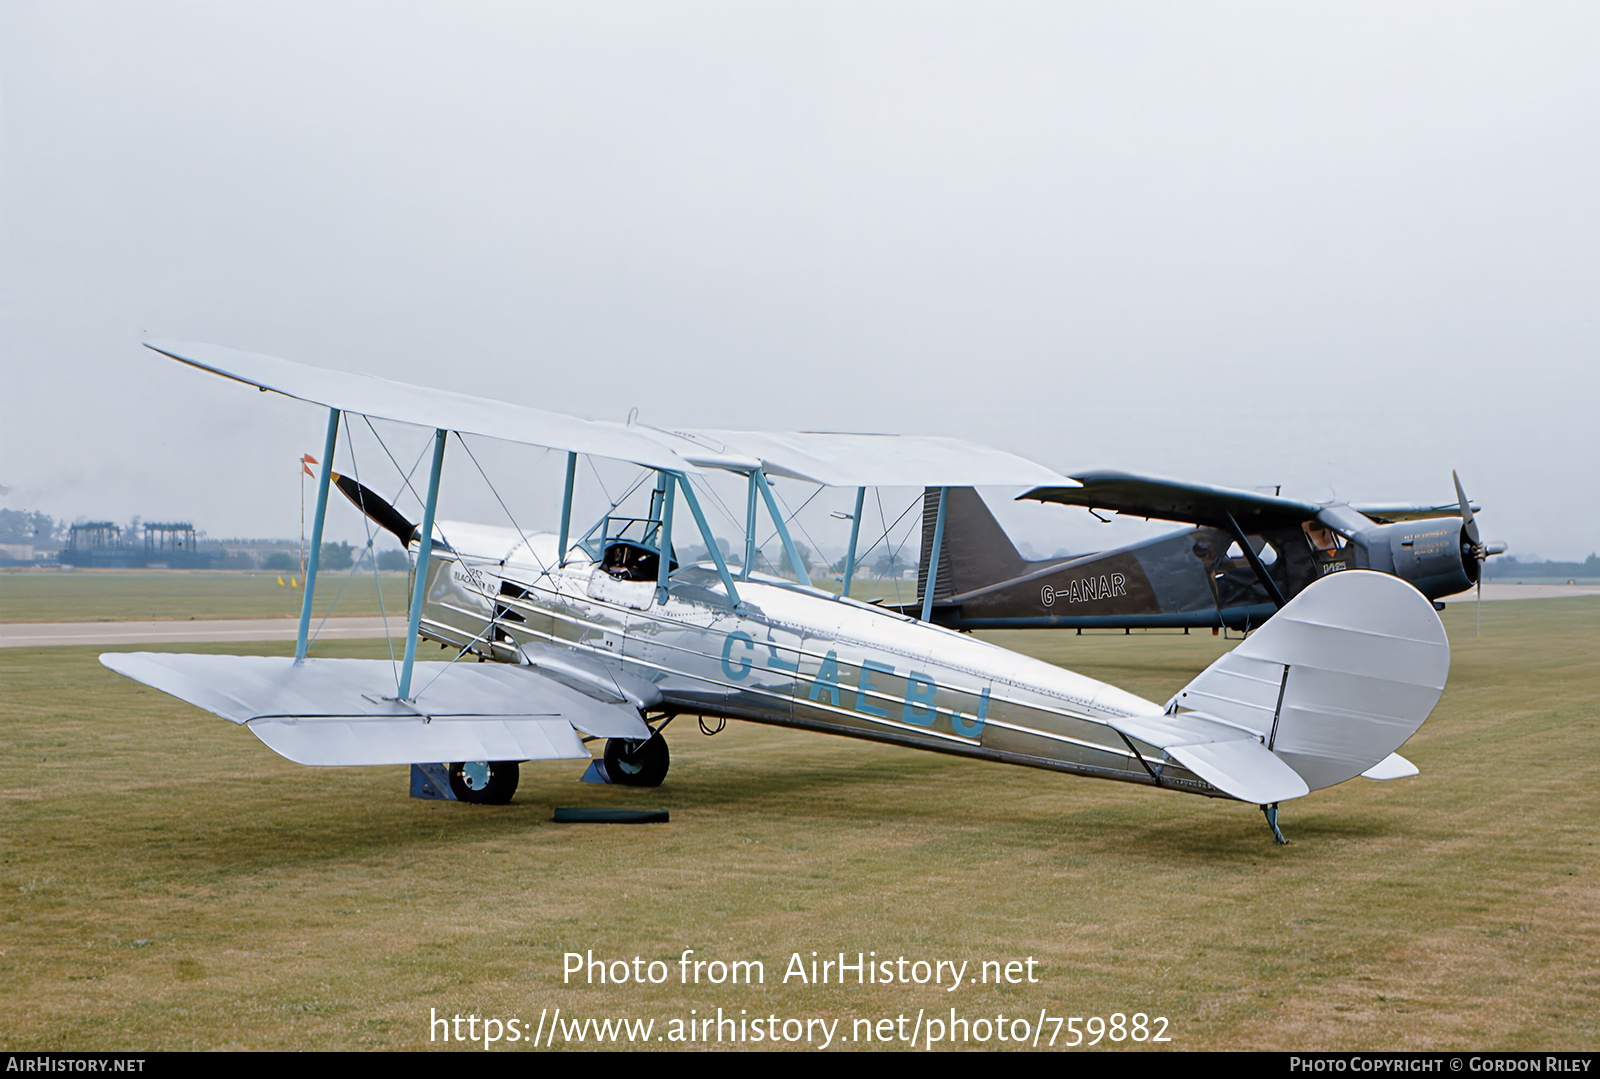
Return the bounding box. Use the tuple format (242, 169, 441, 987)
(602, 733, 670, 787)
(447, 760, 520, 804)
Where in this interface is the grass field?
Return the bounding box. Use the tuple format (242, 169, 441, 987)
(0, 570, 412, 622)
(1, 589, 1596, 1051)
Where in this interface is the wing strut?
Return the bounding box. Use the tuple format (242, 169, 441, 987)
(557, 452, 577, 567)
(753, 469, 813, 588)
(1224, 511, 1287, 609)
(654, 471, 676, 604)
(672, 473, 742, 610)
(296, 408, 341, 662)
(741, 472, 758, 580)
(399, 428, 447, 701)
(841, 486, 866, 598)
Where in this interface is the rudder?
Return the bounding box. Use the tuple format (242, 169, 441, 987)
(1164, 571, 1449, 792)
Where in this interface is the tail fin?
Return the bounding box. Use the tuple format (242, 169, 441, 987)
(1166, 570, 1449, 792)
(918, 487, 1030, 603)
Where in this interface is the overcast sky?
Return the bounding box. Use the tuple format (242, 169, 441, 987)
(3, 2, 1596, 561)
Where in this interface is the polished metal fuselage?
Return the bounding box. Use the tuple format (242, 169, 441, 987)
(414, 525, 1220, 798)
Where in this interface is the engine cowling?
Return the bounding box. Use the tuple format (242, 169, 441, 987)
(1362, 517, 1478, 598)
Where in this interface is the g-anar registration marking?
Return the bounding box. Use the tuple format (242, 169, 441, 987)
(101, 342, 1451, 843)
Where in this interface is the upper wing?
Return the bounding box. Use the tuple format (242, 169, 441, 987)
(147, 340, 1068, 487)
(145, 340, 693, 472)
(1022, 470, 1322, 527)
(100, 653, 652, 766)
(669, 429, 1071, 488)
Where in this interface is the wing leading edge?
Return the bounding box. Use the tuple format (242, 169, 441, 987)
(100, 653, 651, 766)
(147, 340, 1070, 489)
(1023, 470, 1323, 527)
(144, 340, 694, 472)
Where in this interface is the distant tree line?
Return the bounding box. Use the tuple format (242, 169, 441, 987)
(0, 509, 60, 547)
(1483, 554, 1600, 579)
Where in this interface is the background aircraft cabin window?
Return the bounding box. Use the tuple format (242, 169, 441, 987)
(1303, 523, 1347, 557)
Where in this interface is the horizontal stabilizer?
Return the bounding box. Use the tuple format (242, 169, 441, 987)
(100, 653, 651, 766)
(1166, 740, 1311, 805)
(1360, 753, 1419, 780)
(1106, 710, 1310, 804)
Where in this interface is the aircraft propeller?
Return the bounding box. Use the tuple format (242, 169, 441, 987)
(331, 473, 420, 547)
(1453, 470, 1507, 636)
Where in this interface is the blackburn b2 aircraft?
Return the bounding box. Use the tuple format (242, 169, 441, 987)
(909, 476, 1504, 634)
(101, 342, 1452, 843)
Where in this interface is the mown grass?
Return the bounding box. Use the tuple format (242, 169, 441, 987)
(0, 570, 412, 623)
(0, 598, 1596, 1051)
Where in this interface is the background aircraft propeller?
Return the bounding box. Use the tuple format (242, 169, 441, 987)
(1454, 470, 1507, 635)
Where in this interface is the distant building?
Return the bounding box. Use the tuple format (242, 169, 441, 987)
(59, 520, 214, 569)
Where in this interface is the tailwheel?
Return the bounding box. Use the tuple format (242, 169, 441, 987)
(602, 733, 670, 787)
(448, 760, 520, 804)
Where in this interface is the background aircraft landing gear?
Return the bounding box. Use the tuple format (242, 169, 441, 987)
(602, 733, 670, 787)
(449, 760, 520, 804)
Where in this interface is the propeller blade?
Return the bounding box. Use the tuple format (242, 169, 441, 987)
(331, 473, 419, 547)
(1453, 470, 1482, 548)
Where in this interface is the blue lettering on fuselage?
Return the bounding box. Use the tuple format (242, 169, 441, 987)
(826, 656, 989, 738)
(723, 633, 988, 739)
(721, 631, 755, 680)
(902, 671, 938, 726)
(855, 660, 893, 718)
(808, 650, 842, 707)
(951, 687, 990, 738)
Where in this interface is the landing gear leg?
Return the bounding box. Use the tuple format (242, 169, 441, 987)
(1260, 802, 1289, 845)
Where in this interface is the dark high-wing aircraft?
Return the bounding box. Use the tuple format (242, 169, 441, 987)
(911, 472, 1505, 632)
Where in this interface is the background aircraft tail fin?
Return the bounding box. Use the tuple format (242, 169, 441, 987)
(1165, 570, 1449, 793)
(918, 487, 1029, 603)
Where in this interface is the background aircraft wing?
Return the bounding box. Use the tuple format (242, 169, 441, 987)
(1349, 501, 1478, 523)
(100, 653, 652, 766)
(145, 339, 693, 471)
(1022, 470, 1322, 527)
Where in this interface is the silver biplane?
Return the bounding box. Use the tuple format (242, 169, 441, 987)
(102, 342, 1452, 843)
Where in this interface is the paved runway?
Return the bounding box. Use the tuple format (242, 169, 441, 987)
(1467, 583, 1600, 601)
(3, 585, 1594, 648)
(0, 616, 398, 648)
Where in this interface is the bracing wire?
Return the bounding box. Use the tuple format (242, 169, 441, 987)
(768, 483, 830, 579)
(363, 415, 432, 516)
(342, 414, 400, 686)
(849, 490, 922, 571)
(411, 620, 499, 700)
(456, 434, 549, 576)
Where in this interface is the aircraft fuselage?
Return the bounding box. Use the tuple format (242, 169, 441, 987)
(414, 528, 1222, 798)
